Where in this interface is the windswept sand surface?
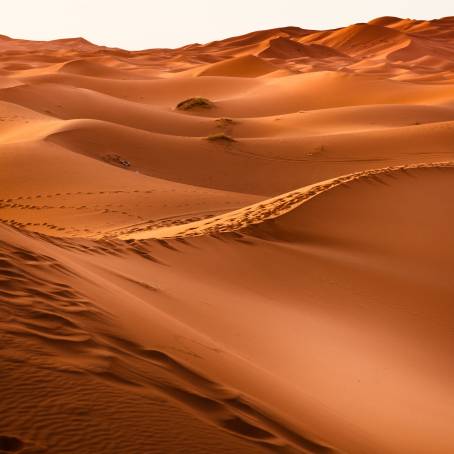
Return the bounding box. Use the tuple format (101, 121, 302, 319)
(1, 16, 454, 454)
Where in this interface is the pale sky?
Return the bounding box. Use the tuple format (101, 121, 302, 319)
(0, 0, 452, 50)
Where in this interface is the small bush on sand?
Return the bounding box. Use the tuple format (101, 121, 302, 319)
(176, 97, 214, 110)
(205, 133, 236, 142)
(215, 117, 236, 127)
(102, 154, 130, 168)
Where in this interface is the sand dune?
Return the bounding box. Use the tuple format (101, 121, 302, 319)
(301, 23, 409, 56)
(1, 16, 454, 454)
(259, 38, 348, 60)
(197, 55, 279, 77)
(54, 58, 148, 79)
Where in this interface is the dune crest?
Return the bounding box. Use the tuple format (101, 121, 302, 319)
(117, 162, 454, 240)
(197, 54, 279, 77)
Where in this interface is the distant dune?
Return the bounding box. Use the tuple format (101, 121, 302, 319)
(1, 16, 454, 454)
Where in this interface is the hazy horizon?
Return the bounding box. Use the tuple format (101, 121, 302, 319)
(0, 0, 452, 50)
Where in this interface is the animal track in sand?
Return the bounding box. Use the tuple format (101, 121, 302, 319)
(102, 211, 221, 239)
(0, 219, 71, 233)
(0, 189, 163, 203)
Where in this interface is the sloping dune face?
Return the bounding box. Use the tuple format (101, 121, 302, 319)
(1, 16, 454, 454)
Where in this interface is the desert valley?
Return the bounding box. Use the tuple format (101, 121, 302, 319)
(1, 15, 454, 454)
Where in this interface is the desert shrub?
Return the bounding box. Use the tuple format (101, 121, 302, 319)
(176, 97, 214, 110)
(215, 117, 236, 126)
(205, 133, 236, 142)
(102, 154, 130, 167)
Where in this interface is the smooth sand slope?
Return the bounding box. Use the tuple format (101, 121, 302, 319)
(1, 16, 454, 454)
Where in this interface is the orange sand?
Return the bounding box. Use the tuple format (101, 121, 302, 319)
(1, 16, 454, 454)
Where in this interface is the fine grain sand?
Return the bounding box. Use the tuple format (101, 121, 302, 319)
(1, 16, 454, 454)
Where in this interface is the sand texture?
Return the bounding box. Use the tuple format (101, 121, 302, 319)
(1, 16, 454, 454)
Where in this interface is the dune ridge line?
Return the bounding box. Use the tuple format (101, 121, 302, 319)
(116, 161, 454, 240)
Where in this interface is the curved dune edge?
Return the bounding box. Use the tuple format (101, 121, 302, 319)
(116, 161, 454, 240)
